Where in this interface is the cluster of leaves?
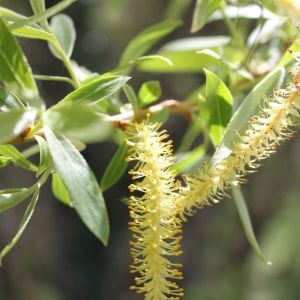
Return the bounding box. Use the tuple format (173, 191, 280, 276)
(0, 0, 300, 297)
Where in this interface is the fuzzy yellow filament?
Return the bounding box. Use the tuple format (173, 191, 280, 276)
(180, 71, 300, 217)
(126, 121, 184, 300)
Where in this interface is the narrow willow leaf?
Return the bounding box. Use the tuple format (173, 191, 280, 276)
(35, 135, 51, 175)
(100, 143, 129, 192)
(173, 144, 206, 173)
(60, 75, 129, 104)
(45, 103, 112, 143)
(49, 14, 76, 59)
(9, 0, 76, 30)
(219, 67, 285, 150)
(0, 109, 36, 145)
(211, 67, 285, 166)
(0, 187, 35, 213)
(191, 0, 222, 33)
(12, 26, 55, 43)
(165, 0, 192, 19)
(0, 145, 38, 172)
(0, 188, 39, 261)
(123, 84, 139, 113)
(0, 87, 24, 110)
(232, 187, 271, 264)
(51, 172, 72, 207)
(138, 47, 227, 73)
(0, 18, 38, 99)
(138, 81, 161, 106)
(44, 127, 109, 245)
(204, 69, 233, 146)
(118, 19, 182, 74)
(0, 156, 11, 167)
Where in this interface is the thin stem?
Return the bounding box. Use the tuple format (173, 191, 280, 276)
(34, 74, 76, 88)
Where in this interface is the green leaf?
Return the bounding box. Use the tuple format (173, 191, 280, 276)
(45, 103, 112, 143)
(0, 156, 11, 167)
(211, 67, 285, 167)
(9, 0, 76, 30)
(123, 84, 139, 114)
(0, 187, 35, 213)
(0, 86, 24, 110)
(191, 0, 222, 33)
(49, 14, 76, 59)
(35, 135, 51, 175)
(138, 36, 230, 73)
(165, 0, 192, 19)
(119, 19, 182, 74)
(0, 188, 39, 261)
(12, 25, 55, 43)
(220, 67, 285, 149)
(232, 186, 271, 264)
(100, 143, 129, 192)
(0, 145, 38, 172)
(138, 81, 161, 106)
(60, 75, 130, 104)
(0, 109, 36, 144)
(51, 172, 72, 207)
(204, 69, 233, 146)
(0, 18, 38, 99)
(44, 127, 109, 245)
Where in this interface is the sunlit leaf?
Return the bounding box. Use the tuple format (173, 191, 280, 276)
(49, 14, 76, 59)
(0, 18, 38, 100)
(204, 69, 233, 146)
(45, 103, 112, 143)
(138, 81, 161, 106)
(191, 0, 222, 33)
(44, 127, 109, 245)
(60, 75, 129, 104)
(119, 19, 182, 74)
(0, 144, 38, 172)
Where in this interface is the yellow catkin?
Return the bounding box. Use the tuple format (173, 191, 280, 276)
(180, 69, 300, 218)
(126, 121, 184, 300)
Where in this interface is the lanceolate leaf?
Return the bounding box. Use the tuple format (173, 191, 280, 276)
(0, 145, 38, 172)
(100, 143, 129, 192)
(118, 19, 182, 74)
(44, 127, 109, 245)
(0, 187, 35, 213)
(204, 69, 233, 146)
(232, 187, 271, 264)
(49, 14, 76, 59)
(0, 18, 38, 99)
(0, 187, 39, 261)
(51, 172, 72, 207)
(191, 0, 222, 33)
(60, 75, 129, 104)
(45, 103, 112, 143)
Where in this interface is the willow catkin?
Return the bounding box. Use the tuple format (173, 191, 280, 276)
(180, 69, 300, 218)
(126, 121, 184, 300)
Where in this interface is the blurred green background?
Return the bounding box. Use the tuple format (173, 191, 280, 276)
(1, 1, 300, 299)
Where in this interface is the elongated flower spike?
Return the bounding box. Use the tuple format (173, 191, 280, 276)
(126, 121, 184, 300)
(179, 66, 300, 218)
